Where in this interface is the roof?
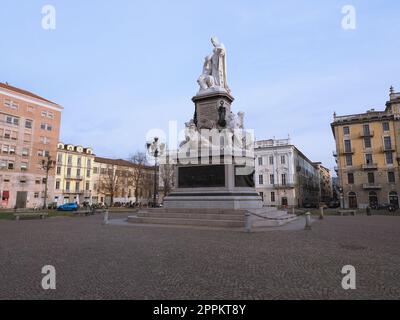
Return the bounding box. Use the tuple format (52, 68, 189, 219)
(94, 156, 153, 170)
(0, 82, 59, 106)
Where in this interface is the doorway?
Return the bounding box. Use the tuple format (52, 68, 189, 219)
(16, 191, 28, 209)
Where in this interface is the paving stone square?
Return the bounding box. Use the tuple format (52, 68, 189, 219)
(0, 213, 399, 300)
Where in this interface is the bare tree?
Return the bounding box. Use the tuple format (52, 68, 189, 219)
(129, 151, 150, 204)
(98, 165, 120, 205)
(160, 162, 175, 199)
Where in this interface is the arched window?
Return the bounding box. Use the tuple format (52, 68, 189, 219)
(389, 192, 399, 207)
(348, 192, 358, 209)
(369, 191, 378, 207)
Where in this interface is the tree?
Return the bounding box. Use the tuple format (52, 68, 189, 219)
(129, 151, 150, 204)
(159, 162, 175, 199)
(98, 165, 120, 205)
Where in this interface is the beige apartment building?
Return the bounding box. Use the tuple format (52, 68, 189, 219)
(92, 157, 154, 206)
(331, 87, 400, 209)
(54, 143, 95, 205)
(0, 83, 62, 209)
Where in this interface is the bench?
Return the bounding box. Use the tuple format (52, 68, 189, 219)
(338, 210, 357, 216)
(14, 212, 49, 221)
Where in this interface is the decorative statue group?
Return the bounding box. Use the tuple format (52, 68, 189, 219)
(179, 37, 250, 152)
(197, 37, 231, 94)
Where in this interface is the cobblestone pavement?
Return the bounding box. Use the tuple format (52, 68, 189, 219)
(0, 213, 399, 300)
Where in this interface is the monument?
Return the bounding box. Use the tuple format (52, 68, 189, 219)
(129, 37, 298, 229)
(163, 37, 263, 210)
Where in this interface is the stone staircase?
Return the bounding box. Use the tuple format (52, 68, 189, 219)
(127, 207, 298, 229)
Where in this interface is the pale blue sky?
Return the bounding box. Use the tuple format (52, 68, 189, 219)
(1, 0, 399, 172)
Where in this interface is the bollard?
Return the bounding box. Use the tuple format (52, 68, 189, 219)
(245, 212, 252, 233)
(305, 212, 312, 230)
(102, 210, 109, 225)
(319, 206, 324, 220)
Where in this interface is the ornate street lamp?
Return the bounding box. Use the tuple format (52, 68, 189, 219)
(41, 155, 56, 210)
(146, 137, 165, 208)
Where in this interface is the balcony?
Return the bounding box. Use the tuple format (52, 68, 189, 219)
(362, 183, 382, 190)
(65, 175, 84, 180)
(341, 148, 355, 155)
(273, 183, 296, 189)
(381, 146, 395, 153)
(362, 163, 378, 170)
(359, 130, 374, 138)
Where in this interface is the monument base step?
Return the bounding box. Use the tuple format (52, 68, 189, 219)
(127, 207, 299, 229)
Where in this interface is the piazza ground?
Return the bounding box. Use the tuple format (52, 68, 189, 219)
(0, 212, 399, 300)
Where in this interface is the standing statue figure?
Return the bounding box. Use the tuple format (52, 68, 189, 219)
(197, 37, 231, 94)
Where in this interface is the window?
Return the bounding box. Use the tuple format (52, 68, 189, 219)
(270, 174, 274, 184)
(343, 126, 350, 135)
(258, 157, 263, 166)
(365, 154, 373, 164)
(87, 159, 91, 167)
(21, 162, 28, 171)
(6, 116, 19, 126)
(86, 169, 91, 178)
(34, 192, 39, 199)
(269, 156, 274, 165)
(281, 156, 286, 165)
(368, 172, 375, 184)
(9, 146, 16, 155)
(41, 110, 54, 119)
(2, 145, 9, 154)
(75, 182, 80, 192)
(384, 136, 392, 150)
(56, 166, 61, 175)
(388, 172, 396, 183)
(67, 167, 71, 176)
(93, 167, 98, 174)
(281, 174, 287, 185)
(40, 136, 50, 145)
(344, 140, 352, 153)
(77, 169, 81, 177)
(4, 130, 10, 139)
(383, 122, 390, 131)
(22, 148, 29, 156)
(271, 192, 275, 202)
(35, 179, 41, 185)
(25, 120, 32, 129)
(77, 157, 82, 166)
(27, 106, 34, 113)
(259, 175, 264, 185)
(55, 181, 60, 190)
(346, 155, 353, 166)
(8, 161, 14, 170)
(40, 123, 52, 131)
(348, 173, 354, 184)
(66, 181, 70, 191)
(85, 182, 90, 191)
(67, 156, 72, 164)
(57, 154, 62, 163)
(363, 124, 371, 135)
(386, 152, 394, 165)
(364, 137, 372, 149)
(4, 99, 18, 110)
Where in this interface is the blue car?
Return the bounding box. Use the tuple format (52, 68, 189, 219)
(57, 203, 78, 211)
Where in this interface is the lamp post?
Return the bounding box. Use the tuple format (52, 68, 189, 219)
(146, 137, 165, 208)
(41, 155, 56, 210)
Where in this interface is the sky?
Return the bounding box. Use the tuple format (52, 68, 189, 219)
(1, 0, 400, 174)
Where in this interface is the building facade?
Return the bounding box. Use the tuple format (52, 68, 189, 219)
(54, 143, 95, 206)
(313, 162, 333, 202)
(0, 83, 62, 209)
(254, 138, 321, 208)
(92, 157, 154, 206)
(331, 87, 400, 209)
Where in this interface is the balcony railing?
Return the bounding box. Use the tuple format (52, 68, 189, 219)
(362, 163, 378, 170)
(341, 148, 355, 155)
(362, 183, 382, 190)
(381, 146, 395, 153)
(359, 130, 374, 138)
(273, 183, 296, 189)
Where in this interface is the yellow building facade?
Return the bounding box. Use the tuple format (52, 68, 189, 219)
(331, 88, 400, 209)
(54, 143, 95, 205)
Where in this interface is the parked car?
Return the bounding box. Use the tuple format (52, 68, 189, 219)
(328, 200, 340, 208)
(370, 203, 398, 212)
(57, 203, 79, 211)
(302, 202, 317, 209)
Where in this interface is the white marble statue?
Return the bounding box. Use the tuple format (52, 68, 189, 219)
(197, 37, 231, 94)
